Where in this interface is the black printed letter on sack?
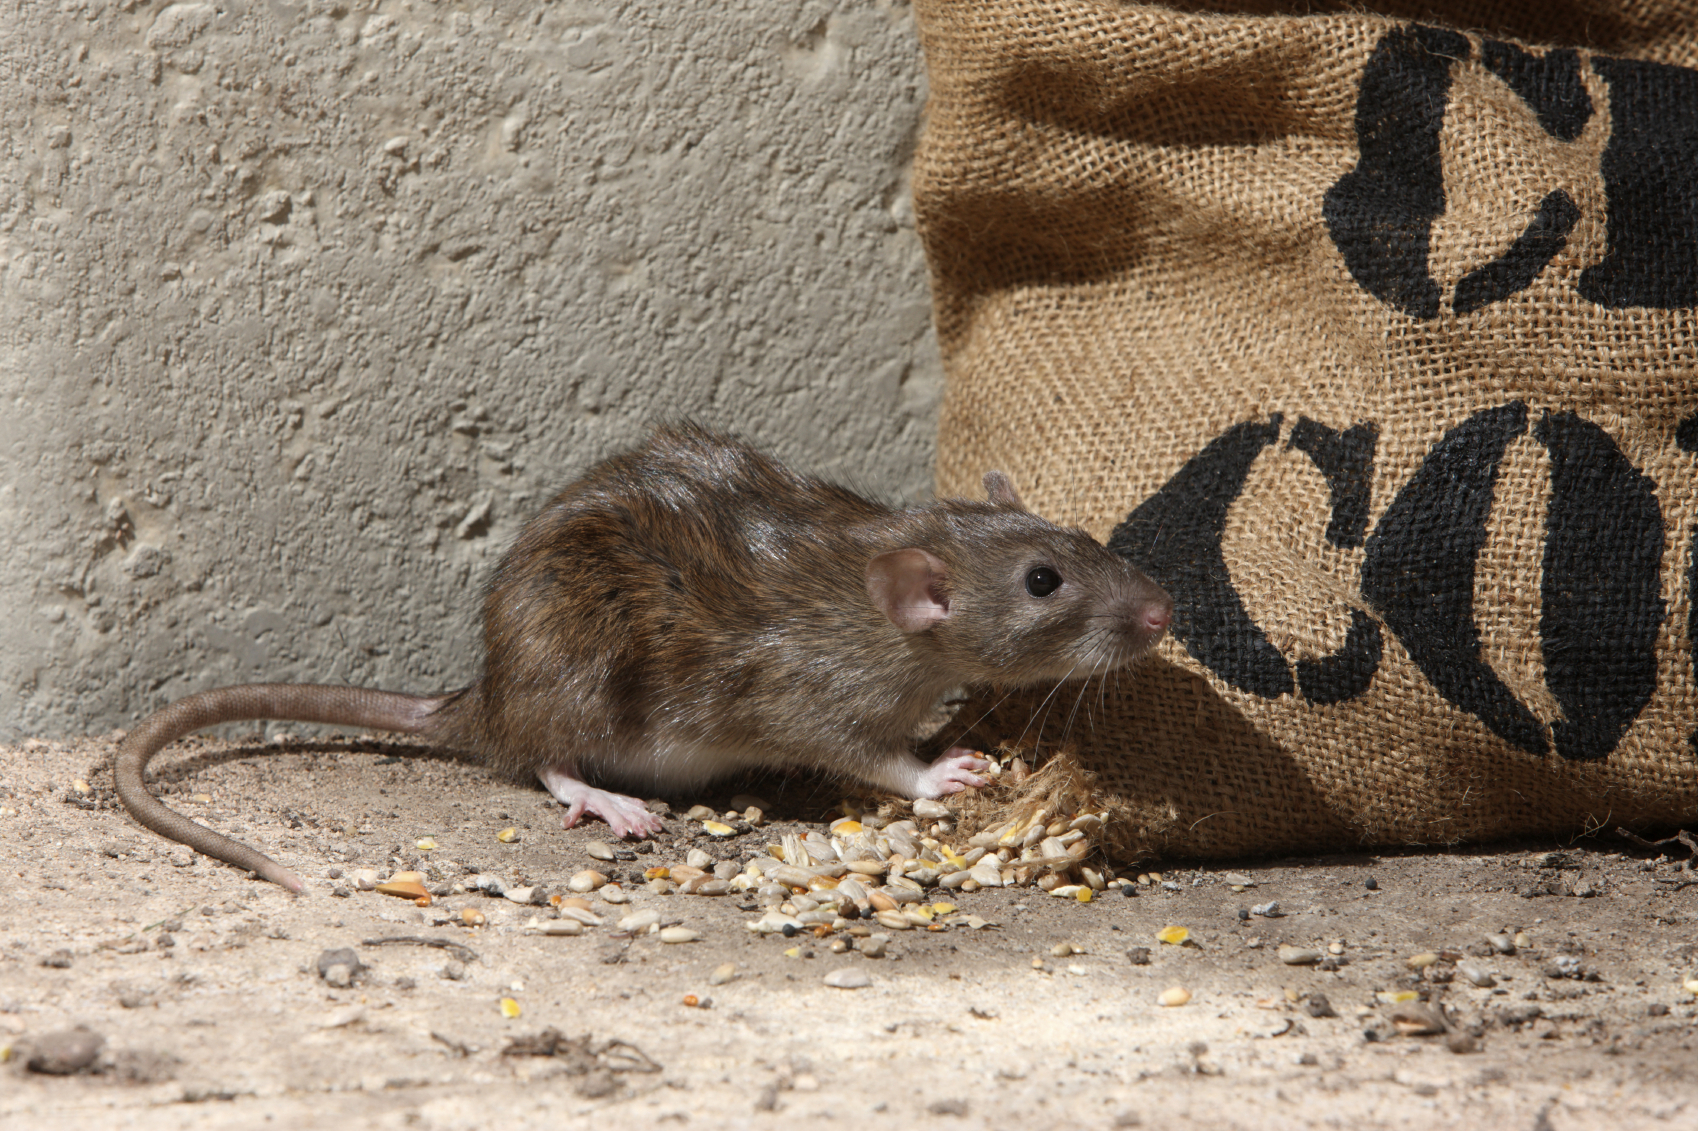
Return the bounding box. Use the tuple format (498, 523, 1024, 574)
(1327, 25, 1698, 314)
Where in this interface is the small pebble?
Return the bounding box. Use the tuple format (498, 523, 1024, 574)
(1514, 931, 1533, 949)
(1444, 1031, 1479, 1054)
(585, 841, 616, 861)
(685, 848, 713, 869)
(600, 886, 629, 904)
(1278, 946, 1322, 966)
(26, 1028, 104, 1075)
(315, 948, 364, 985)
(353, 869, 379, 891)
(1304, 992, 1338, 1018)
(322, 962, 358, 988)
(1457, 962, 1496, 988)
(824, 968, 871, 989)
(1365, 877, 1378, 890)
(1250, 901, 1282, 918)
(860, 935, 889, 958)
(709, 963, 737, 986)
(1158, 986, 1192, 1007)
(684, 805, 715, 820)
(39, 949, 73, 969)
(1389, 1001, 1447, 1036)
(1486, 933, 1517, 955)
(1125, 947, 1151, 966)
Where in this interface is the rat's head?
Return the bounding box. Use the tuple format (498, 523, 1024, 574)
(865, 471, 1172, 686)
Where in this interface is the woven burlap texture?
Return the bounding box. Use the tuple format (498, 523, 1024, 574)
(913, 0, 1698, 857)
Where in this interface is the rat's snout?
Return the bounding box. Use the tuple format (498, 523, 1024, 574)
(1116, 571, 1172, 654)
(1141, 600, 1172, 637)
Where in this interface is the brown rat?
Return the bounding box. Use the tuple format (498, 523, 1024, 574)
(115, 424, 1171, 891)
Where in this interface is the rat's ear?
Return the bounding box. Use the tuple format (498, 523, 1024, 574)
(866, 548, 951, 633)
(983, 471, 1026, 510)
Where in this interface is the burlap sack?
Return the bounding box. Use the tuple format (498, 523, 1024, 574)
(911, 1, 1698, 857)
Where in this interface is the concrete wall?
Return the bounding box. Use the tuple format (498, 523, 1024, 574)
(0, 0, 939, 738)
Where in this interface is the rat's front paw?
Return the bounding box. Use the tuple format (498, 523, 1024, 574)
(916, 747, 991, 797)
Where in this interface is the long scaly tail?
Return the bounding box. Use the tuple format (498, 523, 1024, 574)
(114, 684, 449, 892)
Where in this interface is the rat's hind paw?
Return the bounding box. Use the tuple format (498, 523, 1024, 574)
(537, 763, 665, 839)
(916, 747, 991, 797)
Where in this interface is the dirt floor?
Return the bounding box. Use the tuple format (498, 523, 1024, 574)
(3, 732, 1697, 1130)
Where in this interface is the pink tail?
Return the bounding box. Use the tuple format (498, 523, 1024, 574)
(114, 684, 448, 892)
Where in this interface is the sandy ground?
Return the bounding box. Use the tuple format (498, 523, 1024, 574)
(3, 732, 1697, 1130)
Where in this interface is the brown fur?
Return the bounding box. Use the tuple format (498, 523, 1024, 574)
(428, 424, 1168, 793)
(114, 423, 1170, 889)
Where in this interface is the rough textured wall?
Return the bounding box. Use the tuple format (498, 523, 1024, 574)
(0, 0, 939, 738)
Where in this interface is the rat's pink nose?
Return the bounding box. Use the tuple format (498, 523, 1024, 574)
(1142, 603, 1171, 635)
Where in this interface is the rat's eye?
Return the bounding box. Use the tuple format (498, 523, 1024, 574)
(1025, 566, 1062, 598)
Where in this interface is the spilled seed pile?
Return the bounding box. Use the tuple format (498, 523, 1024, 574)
(346, 793, 1126, 974)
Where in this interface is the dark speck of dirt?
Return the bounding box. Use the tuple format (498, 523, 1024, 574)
(1365, 877, 1378, 890)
